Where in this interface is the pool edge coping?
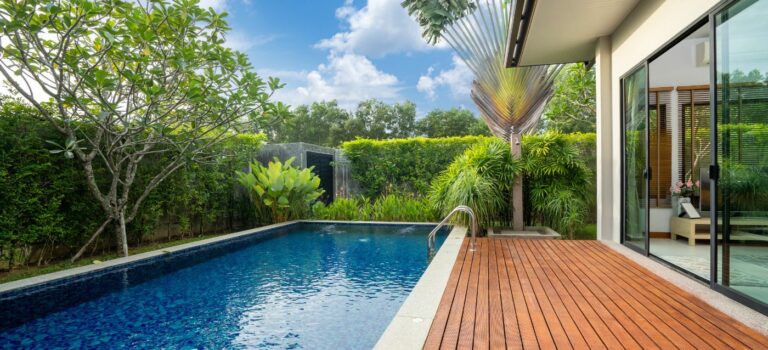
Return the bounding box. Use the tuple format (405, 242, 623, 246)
(0, 221, 302, 294)
(374, 225, 467, 350)
(0, 220, 443, 294)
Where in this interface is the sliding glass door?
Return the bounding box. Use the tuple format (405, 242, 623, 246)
(623, 67, 648, 253)
(714, 0, 768, 306)
(620, 0, 768, 312)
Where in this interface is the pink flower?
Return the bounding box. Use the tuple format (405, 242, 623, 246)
(674, 186, 681, 194)
(687, 180, 694, 188)
(676, 181, 684, 187)
(695, 180, 701, 187)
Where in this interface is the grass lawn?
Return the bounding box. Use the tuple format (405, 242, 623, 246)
(575, 223, 597, 240)
(0, 233, 227, 285)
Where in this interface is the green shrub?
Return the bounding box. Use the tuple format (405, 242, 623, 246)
(0, 97, 267, 267)
(313, 194, 437, 222)
(237, 157, 324, 223)
(371, 194, 436, 222)
(523, 132, 594, 238)
(429, 139, 521, 228)
(313, 198, 370, 221)
(341, 136, 492, 197)
(427, 132, 594, 238)
(0, 99, 100, 267)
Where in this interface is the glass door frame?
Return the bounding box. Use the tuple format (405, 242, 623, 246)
(620, 63, 650, 256)
(709, 0, 768, 315)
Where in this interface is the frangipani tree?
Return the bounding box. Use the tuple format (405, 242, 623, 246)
(0, 0, 288, 259)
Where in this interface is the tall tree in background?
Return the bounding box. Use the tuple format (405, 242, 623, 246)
(416, 108, 489, 137)
(540, 64, 596, 133)
(267, 101, 352, 146)
(0, 0, 286, 259)
(351, 99, 416, 139)
(270, 99, 419, 147)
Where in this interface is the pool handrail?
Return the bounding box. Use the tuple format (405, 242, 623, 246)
(427, 205, 478, 257)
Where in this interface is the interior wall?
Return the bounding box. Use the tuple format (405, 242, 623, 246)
(607, 0, 719, 242)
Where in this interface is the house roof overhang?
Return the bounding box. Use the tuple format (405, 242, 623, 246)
(505, 0, 640, 67)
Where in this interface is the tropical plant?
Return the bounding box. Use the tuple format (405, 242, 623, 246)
(429, 139, 520, 228)
(237, 158, 324, 224)
(371, 194, 436, 222)
(440, 0, 562, 139)
(524, 133, 593, 239)
(312, 194, 437, 222)
(0, 0, 288, 259)
(313, 198, 370, 221)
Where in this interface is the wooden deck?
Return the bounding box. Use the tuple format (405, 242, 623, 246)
(424, 238, 768, 349)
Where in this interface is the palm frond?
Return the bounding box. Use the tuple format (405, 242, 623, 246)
(442, 0, 562, 140)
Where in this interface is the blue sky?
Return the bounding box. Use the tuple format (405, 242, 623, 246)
(203, 0, 475, 116)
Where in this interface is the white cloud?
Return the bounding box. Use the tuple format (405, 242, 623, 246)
(273, 52, 400, 109)
(417, 55, 473, 100)
(224, 31, 277, 51)
(316, 0, 446, 58)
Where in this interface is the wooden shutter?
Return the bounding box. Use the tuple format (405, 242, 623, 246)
(649, 88, 673, 208)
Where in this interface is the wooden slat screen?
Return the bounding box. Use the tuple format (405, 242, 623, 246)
(649, 90, 673, 208)
(678, 88, 711, 185)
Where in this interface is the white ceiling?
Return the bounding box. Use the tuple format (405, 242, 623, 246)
(517, 0, 640, 66)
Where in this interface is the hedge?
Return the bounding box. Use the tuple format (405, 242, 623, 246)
(341, 134, 596, 199)
(341, 136, 493, 197)
(0, 99, 265, 269)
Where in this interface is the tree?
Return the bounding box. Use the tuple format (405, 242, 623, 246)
(267, 101, 352, 147)
(401, 0, 476, 44)
(416, 108, 490, 137)
(540, 64, 596, 133)
(0, 0, 287, 259)
(351, 99, 416, 139)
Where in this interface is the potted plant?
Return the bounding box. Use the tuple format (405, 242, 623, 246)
(671, 180, 700, 216)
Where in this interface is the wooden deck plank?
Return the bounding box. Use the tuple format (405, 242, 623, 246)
(494, 239, 522, 349)
(423, 240, 470, 350)
(509, 240, 574, 350)
(503, 239, 550, 349)
(537, 240, 680, 350)
(423, 238, 768, 350)
(586, 241, 768, 349)
(526, 240, 623, 350)
(580, 241, 768, 349)
(474, 239, 491, 350)
(441, 240, 475, 350)
(457, 239, 481, 349)
(533, 240, 640, 350)
(487, 238, 506, 349)
(552, 240, 692, 349)
(565, 241, 723, 349)
(525, 240, 604, 350)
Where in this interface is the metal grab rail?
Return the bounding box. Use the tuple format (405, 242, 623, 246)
(427, 205, 478, 257)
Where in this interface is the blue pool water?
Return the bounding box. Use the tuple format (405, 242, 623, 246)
(0, 222, 448, 349)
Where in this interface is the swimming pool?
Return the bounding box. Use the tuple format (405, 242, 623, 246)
(0, 222, 450, 349)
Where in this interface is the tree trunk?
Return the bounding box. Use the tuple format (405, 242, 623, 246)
(510, 130, 524, 231)
(117, 211, 129, 257)
(71, 218, 113, 262)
